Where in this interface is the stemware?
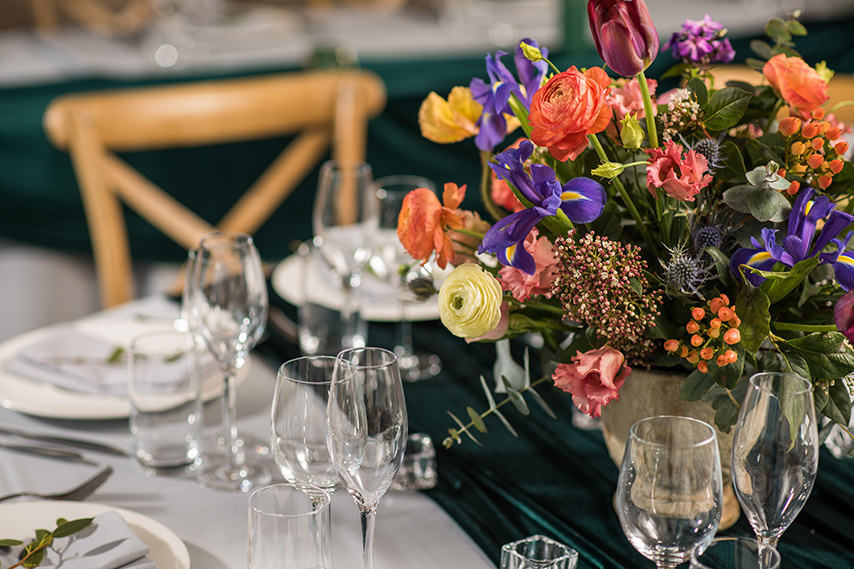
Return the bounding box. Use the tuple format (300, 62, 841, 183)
(616, 415, 723, 569)
(191, 231, 270, 492)
(690, 536, 780, 569)
(732, 372, 819, 547)
(272, 356, 340, 493)
(327, 347, 408, 569)
(312, 160, 378, 352)
(373, 175, 442, 381)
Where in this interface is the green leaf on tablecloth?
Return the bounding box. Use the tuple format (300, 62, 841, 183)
(736, 286, 770, 354)
(681, 369, 716, 401)
(466, 406, 487, 433)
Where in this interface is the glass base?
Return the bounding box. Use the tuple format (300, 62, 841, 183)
(398, 351, 442, 382)
(198, 431, 270, 459)
(196, 455, 272, 493)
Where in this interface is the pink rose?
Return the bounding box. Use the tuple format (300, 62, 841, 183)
(646, 140, 713, 202)
(498, 229, 558, 302)
(763, 53, 829, 118)
(552, 346, 631, 418)
(834, 290, 854, 342)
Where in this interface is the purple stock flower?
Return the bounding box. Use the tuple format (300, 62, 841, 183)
(469, 39, 548, 152)
(665, 14, 735, 65)
(730, 188, 854, 289)
(587, 0, 659, 77)
(479, 141, 606, 274)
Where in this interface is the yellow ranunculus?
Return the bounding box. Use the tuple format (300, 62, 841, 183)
(438, 263, 503, 339)
(418, 87, 481, 144)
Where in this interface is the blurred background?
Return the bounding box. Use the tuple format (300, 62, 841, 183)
(2, 0, 854, 341)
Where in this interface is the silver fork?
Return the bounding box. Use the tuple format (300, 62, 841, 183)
(0, 465, 114, 503)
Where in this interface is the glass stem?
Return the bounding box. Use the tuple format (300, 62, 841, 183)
(340, 271, 360, 349)
(758, 534, 780, 548)
(360, 506, 377, 569)
(221, 371, 239, 469)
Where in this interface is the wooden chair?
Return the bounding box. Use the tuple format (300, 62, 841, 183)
(28, 0, 152, 36)
(43, 69, 387, 308)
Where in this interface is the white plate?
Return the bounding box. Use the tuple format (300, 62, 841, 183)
(271, 253, 444, 322)
(0, 500, 190, 569)
(0, 322, 249, 420)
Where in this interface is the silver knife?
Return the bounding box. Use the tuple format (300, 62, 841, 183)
(0, 426, 129, 457)
(0, 441, 99, 465)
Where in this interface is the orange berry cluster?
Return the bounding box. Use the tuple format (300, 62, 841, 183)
(664, 294, 741, 373)
(778, 108, 848, 194)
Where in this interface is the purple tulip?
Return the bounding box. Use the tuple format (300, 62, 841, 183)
(587, 0, 659, 77)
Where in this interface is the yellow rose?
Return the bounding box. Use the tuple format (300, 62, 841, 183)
(418, 86, 481, 144)
(438, 263, 503, 339)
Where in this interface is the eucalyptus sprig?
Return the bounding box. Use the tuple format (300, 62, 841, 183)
(0, 517, 93, 569)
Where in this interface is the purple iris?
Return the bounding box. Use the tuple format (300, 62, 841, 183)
(469, 39, 548, 152)
(664, 14, 735, 65)
(479, 141, 606, 274)
(730, 188, 854, 290)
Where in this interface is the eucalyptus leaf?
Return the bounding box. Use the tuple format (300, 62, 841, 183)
(747, 188, 788, 222)
(491, 407, 519, 438)
(750, 39, 774, 59)
(527, 386, 557, 419)
(466, 406, 487, 433)
(504, 384, 531, 416)
(704, 87, 752, 131)
(723, 185, 755, 213)
(447, 411, 481, 445)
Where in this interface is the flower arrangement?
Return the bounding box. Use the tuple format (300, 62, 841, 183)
(401, 0, 854, 447)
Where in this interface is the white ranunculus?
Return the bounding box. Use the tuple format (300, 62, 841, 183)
(437, 263, 503, 339)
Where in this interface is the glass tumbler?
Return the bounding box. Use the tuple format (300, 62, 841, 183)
(500, 535, 579, 569)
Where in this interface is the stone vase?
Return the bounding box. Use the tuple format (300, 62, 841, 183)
(599, 367, 740, 530)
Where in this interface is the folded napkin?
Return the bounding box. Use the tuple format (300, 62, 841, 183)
(6, 321, 218, 396)
(38, 511, 155, 569)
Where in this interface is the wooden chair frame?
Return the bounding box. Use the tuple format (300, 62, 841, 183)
(43, 69, 386, 307)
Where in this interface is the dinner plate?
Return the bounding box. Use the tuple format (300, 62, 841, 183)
(0, 500, 190, 569)
(271, 251, 445, 322)
(0, 321, 249, 420)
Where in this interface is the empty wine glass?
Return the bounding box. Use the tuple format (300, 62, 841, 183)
(312, 160, 378, 352)
(191, 231, 271, 492)
(732, 372, 819, 547)
(616, 415, 723, 569)
(374, 175, 442, 381)
(272, 356, 340, 493)
(327, 347, 408, 569)
(690, 536, 780, 569)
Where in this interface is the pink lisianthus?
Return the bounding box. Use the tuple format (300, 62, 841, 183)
(498, 229, 558, 302)
(646, 140, 713, 202)
(834, 290, 854, 342)
(552, 346, 631, 418)
(605, 77, 657, 139)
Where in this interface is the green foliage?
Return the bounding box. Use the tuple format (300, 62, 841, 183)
(2, 518, 93, 569)
(703, 87, 752, 131)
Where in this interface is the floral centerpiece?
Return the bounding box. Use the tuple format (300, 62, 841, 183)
(399, 0, 854, 448)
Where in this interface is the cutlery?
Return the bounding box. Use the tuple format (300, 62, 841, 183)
(0, 426, 129, 457)
(0, 441, 99, 465)
(0, 465, 113, 503)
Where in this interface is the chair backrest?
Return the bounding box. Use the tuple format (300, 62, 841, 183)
(43, 69, 387, 307)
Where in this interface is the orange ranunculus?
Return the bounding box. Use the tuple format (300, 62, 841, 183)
(397, 183, 466, 269)
(418, 87, 482, 144)
(528, 66, 613, 162)
(763, 54, 829, 117)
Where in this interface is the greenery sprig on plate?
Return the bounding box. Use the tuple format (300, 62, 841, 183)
(0, 517, 93, 568)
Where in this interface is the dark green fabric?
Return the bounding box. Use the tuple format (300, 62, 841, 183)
(256, 292, 854, 569)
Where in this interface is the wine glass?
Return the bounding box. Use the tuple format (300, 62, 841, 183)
(690, 536, 780, 569)
(312, 160, 378, 352)
(327, 347, 408, 569)
(272, 355, 340, 493)
(373, 175, 442, 381)
(732, 372, 819, 547)
(191, 231, 271, 492)
(616, 415, 723, 569)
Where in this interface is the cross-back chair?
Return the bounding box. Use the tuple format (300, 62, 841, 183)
(43, 69, 387, 308)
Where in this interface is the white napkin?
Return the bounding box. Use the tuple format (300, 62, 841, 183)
(39, 511, 155, 569)
(6, 325, 132, 395)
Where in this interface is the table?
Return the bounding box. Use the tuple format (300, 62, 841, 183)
(1, 293, 854, 568)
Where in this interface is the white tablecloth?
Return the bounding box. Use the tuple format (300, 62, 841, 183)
(0, 299, 495, 569)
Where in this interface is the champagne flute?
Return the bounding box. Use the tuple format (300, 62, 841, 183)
(191, 231, 270, 492)
(272, 356, 340, 493)
(732, 372, 819, 547)
(327, 347, 408, 569)
(312, 160, 378, 352)
(374, 175, 442, 381)
(616, 415, 723, 569)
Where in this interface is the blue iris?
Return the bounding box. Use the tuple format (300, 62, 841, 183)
(478, 141, 606, 274)
(469, 39, 548, 152)
(730, 188, 854, 290)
